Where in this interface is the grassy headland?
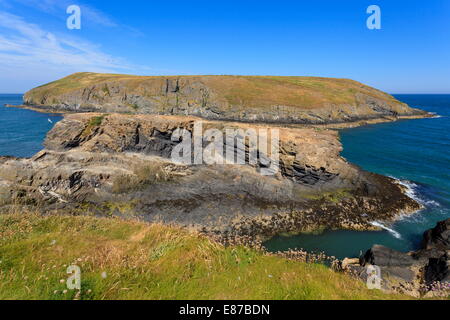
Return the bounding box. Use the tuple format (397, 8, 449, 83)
(26, 72, 400, 109)
(22, 72, 426, 124)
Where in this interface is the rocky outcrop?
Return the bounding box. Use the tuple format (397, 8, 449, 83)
(344, 219, 450, 297)
(22, 73, 428, 124)
(421, 220, 450, 286)
(422, 219, 450, 251)
(361, 245, 416, 268)
(0, 113, 421, 239)
(425, 254, 450, 285)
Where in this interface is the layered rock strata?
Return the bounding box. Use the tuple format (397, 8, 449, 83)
(0, 113, 421, 239)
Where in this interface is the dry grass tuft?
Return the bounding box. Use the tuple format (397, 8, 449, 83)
(111, 161, 174, 194)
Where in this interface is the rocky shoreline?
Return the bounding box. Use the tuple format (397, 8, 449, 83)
(5, 103, 434, 129)
(4, 103, 68, 114)
(341, 218, 450, 298)
(0, 112, 422, 238)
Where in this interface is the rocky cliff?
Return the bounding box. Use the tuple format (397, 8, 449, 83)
(23, 73, 427, 124)
(0, 113, 421, 239)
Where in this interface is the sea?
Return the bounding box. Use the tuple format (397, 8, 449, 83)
(0, 94, 62, 158)
(1, 94, 449, 259)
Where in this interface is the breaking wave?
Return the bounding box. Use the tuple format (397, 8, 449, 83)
(370, 221, 402, 239)
(392, 178, 441, 208)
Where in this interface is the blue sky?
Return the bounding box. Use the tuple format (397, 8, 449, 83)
(0, 0, 449, 93)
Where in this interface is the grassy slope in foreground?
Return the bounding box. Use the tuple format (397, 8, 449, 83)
(0, 214, 408, 300)
(23, 73, 425, 123)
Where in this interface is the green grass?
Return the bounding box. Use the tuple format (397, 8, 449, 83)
(88, 115, 105, 127)
(130, 103, 140, 111)
(80, 115, 106, 137)
(0, 213, 410, 300)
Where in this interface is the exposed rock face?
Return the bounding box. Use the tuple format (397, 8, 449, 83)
(425, 254, 450, 284)
(420, 220, 450, 286)
(422, 219, 450, 251)
(346, 219, 450, 296)
(0, 113, 421, 238)
(23, 73, 427, 124)
(361, 245, 416, 268)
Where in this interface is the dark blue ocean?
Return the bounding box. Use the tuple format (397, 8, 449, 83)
(0, 94, 62, 158)
(1, 94, 449, 259)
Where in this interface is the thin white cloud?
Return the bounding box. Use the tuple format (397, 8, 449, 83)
(6, 0, 118, 28)
(0, 11, 154, 92)
(0, 11, 131, 71)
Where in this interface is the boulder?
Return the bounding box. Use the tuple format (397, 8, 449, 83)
(360, 245, 416, 268)
(424, 253, 449, 285)
(342, 257, 360, 269)
(379, 266, 416, 283)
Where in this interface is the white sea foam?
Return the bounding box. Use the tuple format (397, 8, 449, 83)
(390, 209, 425, 224)
(370, 221, 402, 239)
(428, 112, 444, 119)
(392, 177, 440, 208)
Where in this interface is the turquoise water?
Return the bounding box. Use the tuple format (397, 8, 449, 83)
(265, 95, 450, 259)
(0, 94, 62, 158)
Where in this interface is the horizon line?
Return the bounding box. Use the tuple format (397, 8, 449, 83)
(2, 92, 450, 95)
